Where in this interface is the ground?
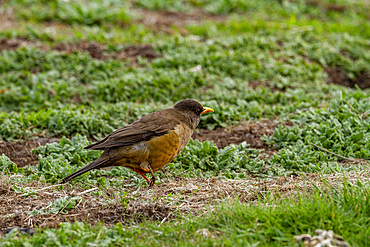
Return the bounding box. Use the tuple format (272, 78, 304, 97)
(0, 0, 369, 246)
(2, 172, 368, 232)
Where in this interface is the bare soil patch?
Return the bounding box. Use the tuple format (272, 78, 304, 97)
(248, 80, 295, 92)
(2, 172, 366, 234)
(0, 6, 16, 31)
(305, 0, 347, 12)
(0, 138, 59, 168)
(136, 9, 225, 34)
(284, 0, 348, 13)
(192, 120, 292, 154)
(0, 38, 46, 52)
(0, 37, 161, 65)
(325, 67, 370, 89)
(52, 41, 161, 64)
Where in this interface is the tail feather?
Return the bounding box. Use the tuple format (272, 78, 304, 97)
(62, 156, 110, 183)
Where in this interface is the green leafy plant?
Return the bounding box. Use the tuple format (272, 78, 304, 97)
(10, 184, 38, 198)
(0, 154, 20, 175)
(29, 196, 82, 215)
(265, 98, 370, 172)
(173, 139, 269, 178)
(15, 0, 132, 25)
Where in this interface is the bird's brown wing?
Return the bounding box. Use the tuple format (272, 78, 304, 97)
(85, 109, 181, 150)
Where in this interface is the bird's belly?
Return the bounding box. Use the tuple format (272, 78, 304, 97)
(146, 130, 181, 172)
(110, 144, 149, 169)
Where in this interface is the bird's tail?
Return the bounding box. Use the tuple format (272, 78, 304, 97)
(62, 156, 110, 183)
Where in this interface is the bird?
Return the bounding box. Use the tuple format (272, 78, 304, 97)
(62, 100, 214, 187)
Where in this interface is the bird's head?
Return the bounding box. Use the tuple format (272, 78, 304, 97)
(173, 100, 214, 129)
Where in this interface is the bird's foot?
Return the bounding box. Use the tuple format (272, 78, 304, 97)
(149, 179, 156, 187)
(148, 165, 156, 187)
(134, 165, 156, 187)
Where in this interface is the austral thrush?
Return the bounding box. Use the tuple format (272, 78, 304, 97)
(62, 100, 214, 186)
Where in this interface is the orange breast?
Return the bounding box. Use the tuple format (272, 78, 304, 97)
(145, 130, 181, 172)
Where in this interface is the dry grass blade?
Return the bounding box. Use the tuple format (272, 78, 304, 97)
(309, 141, 368, 162)
(77, 187, 99, 196)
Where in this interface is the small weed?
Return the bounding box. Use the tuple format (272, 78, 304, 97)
(28, 196, 82, 215)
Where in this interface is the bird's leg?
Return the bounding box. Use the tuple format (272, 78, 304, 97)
(148, 165, 156, 187)
(134, 168, 151, 185)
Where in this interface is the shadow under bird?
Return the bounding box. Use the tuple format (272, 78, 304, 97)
(62, 100, 214, 186)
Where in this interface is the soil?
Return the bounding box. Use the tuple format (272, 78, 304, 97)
(248, 80, 295, 92)
(136, 9, 225, 34)
(0, 38, 45, 52)
(0, 37, 161, 66)
(52, 41, 161, 64)
(192, 120, 292, 150)
(0, 138, 60, 168)
(325, 67, 370, 89)
(0, 6, 15, 31)
(283, 0, 348, 13)
(305, 0, 347, 12)
(2, 171, 365, 234)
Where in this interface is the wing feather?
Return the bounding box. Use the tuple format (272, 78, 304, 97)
(85, 109, 180, 150)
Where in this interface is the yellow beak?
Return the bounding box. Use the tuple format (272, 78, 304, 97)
(201, 107, 214, 114)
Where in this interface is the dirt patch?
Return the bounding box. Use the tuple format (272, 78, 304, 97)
(192, 120, 292, 150)
(0, 38, 21, 51)
(1, 171, 367, 234)
(136, 9, 225, 34)
(0, 6, 16, 31)
(325, 67, 370, 89)
(283, 0, 347, 13)
(305, 0, 347, 13)
(0, 37, 161, 64)
(0, 138, 60, 168)
(248, 80, 295, 92)
(52, 41, 161, 64)
(0, 38, 46, 52)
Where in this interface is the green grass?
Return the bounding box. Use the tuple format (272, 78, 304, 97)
(267, 97, 370, 172)
(1, 179, 369, 246)
(0, 0, 369, 245)
(0, 27, 368, 138)
(9, 0, 133, 26)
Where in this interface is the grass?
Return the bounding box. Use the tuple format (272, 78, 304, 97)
(0, 0, 369, 245)
(1, 178, 369, 246)
(10, 0, 133, 26)
(0, 30, 368, 137)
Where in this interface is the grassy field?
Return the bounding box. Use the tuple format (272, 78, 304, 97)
(0, 0, 369, 246)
